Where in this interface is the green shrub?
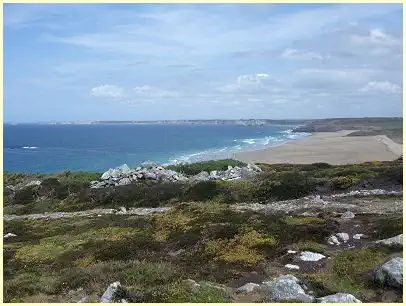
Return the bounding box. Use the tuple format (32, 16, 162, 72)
(329, 176, 360, 189)
(255, 171, 318, 201)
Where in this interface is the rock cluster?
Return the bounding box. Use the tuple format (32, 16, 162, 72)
(91, 164, 188, 188)
(90, 163, 262, 188)
(331, 189, 402, 198)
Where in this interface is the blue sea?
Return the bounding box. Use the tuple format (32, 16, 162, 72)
(4, 124, 311, 173)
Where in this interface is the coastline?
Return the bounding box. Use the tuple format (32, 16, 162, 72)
(233, 130, 403, 165)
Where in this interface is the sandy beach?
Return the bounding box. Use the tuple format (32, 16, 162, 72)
(233, 130, 403, 165)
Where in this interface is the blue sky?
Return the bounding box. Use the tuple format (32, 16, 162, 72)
(4, 3, 403, 122)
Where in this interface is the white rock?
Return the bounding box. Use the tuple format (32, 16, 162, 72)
(117, 178, 131, 186)
(236, 282, 260, 293)
(317, 293, 362, 303)
(375, 234, 403, 247)
(118, 164, 131, 174)
(328, 235, 341, 245)
(285, 264, 300, 270)
(336, 232, 350, 242)
(299, 251, 326, 262)
(341, 211, 355, 219)
(287, 250, 297, 254)
(100, 281, 124, 303)
(4, 233, 17, 239)
(262, 275, 314, 302)
(375, 257, 403, 289)
(101, 169, 113, 180)
(26, 180, 42, 187)
(353, 234, 364, 240)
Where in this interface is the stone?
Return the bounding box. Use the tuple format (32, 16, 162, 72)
(227, 165, 233, 170)
(353, 234, 364, 240)
(4, 233, 17, 239)
(317, 293, 362, 303)
(328, 235, 341, 245)
(191, 171, 210, 182)
(136, 167, 142, 171)
(101, 169, 113, 180)
(375, 257, 403, 289)
(262, 275, 314, 302)
(118, 164, 131, 175)
(285, 264, 300, 270)
(299, 251, 326, 262)
(336, 232, 350, 242)
(341, 211, 355, 219)
(119, 207, 127, 213)
(144, 172, 157, 180)
(26, 180, 42, 187)
(247, 163, 262, 172)
(117, 178, 131, 186)
(287, 250, 297, 254)
(100, 281, 126, 303)
(236, 282, 260, 293)
(375, 234, 403, 247)
(110, 169, 122, 179)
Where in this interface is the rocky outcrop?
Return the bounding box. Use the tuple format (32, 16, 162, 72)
(262, 275, 314, 302)
(341, 211, 355, 219)
(336, 233, 350, 242)
(93, 164, 188, 188)
(327, 235, 341, 246)
(375, 234, 403, 247)
(100, 281, 127, 303)
(3, 233, 17, 239)
(374, 257, 403, 289)
(4, 207, 172, 221)
(236, 282, 260, 293)
(299, 251, 326, 262)
(317, 293, 362, 303)
(90, 163, 262, 188)
(331, 189, 401, 198)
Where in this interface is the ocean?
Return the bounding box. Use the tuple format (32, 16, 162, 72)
(4, 123, 311, 173)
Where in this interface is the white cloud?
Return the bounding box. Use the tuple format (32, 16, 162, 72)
(218, 73, 278, 93)
(296, 67, 376, 85)
(132, 85, 179, 98)
(350, 28, 400, 46)
(91, 84, 125, 99)
(280, 48, 324, 60)
(359, 81, 401, 93)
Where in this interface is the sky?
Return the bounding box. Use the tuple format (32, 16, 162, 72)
(4, 3, 403, 122)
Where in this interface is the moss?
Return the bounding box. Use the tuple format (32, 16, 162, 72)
(283, 216, 325, 226)
(372, 215, 403, 240)
(304, 247, 393, 301)
(296, 241, 328, 254)
(152, 210, 195, 242)
(166, 281, 229, 303)
(205, 228, 278, 265)
(15, 227, 143, 263)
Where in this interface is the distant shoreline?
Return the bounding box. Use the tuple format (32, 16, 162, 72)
(233, 130, 403, 165)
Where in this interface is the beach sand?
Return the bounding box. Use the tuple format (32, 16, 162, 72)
(233, 130, 403, 165)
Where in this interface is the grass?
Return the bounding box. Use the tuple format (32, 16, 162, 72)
(303, 247, 395, 301)
(3, 158, 403, 302)
(4, 159, 402, 215)
(296, 241, 328, 254)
